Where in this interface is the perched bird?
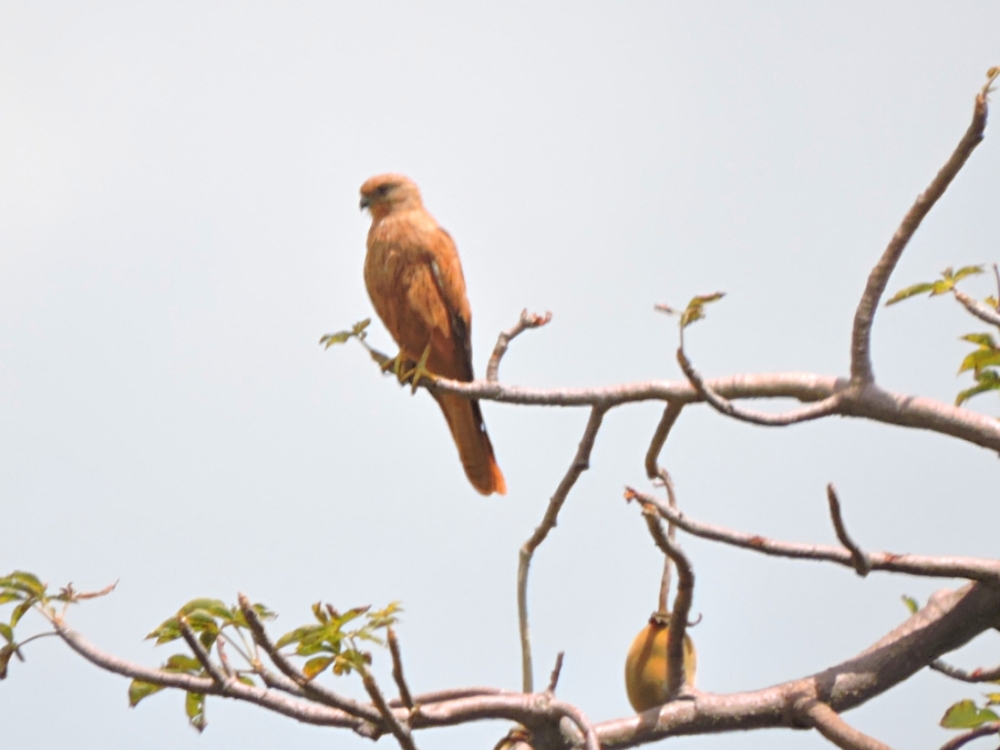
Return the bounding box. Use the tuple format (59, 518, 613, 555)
(360, 174, 506, 496)
(624, 613, 697, 712)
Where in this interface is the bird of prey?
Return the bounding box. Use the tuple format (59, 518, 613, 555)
(360, 174, 506, 496)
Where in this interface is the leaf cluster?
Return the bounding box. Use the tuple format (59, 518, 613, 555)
(888, 266, 1000, 405)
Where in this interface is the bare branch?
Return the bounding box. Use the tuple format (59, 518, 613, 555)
(632, 489, 1000, 582)
(939, 722, 1000, 750)
(632, 495, 695, 695)
(954, 289, 1000, 329)
(390, 687, 503, 708)
(930, 659, 1000, 683)
(677, 348, 844, 426)
(387, 627, 414, 710)
(236, 594, 383, 725)
(486, 309, 552, 383)
(795, 698, 895, 750)
(545, 651, 565, 695)
(644, 401, 683, 480)
(851, 84, 990, 384)
(827, 484, 872, 576)
(657, 469, 680, 614)
(361, 669, 419, 750)
(549, 698, 601, 750)
(518, 405, 607, 693)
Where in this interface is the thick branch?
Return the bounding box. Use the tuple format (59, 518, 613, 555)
(596, 583, 1000, 747)
(851, 85, 990, 383)
(428, 373, 1000, 454)
(635, 489, 1000, 582)
(518, 405, 606, 693)
(361, 670, 419, 750)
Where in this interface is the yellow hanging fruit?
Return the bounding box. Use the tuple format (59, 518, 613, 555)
(624, 613, 697, 712)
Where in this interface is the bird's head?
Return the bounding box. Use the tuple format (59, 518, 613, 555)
(359, 174, 423, 219)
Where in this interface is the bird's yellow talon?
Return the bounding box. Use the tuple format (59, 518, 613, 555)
(400, 345, 435, 394)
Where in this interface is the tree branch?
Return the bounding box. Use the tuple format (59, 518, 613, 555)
(361, 669, 419, 750)
(795, 698, 895, 750)
(677, 349, 844, 426)
(930, 659, 1000, 683)
(850, 81, 991, 384)
(643, 503, 694, 695)
(387, 627, 414, 710)
(236, 594, 383, 726)
(954, 288, 1000, 329)
(595, 583, 1000, 747)
(644, 401, 683, 480)
(939, 722, 1000, 750)
(631, 488, 1000, 582)
(827, 484, 872, 576)
(518, 405, 606, 693)
(487, 309, 552, 383)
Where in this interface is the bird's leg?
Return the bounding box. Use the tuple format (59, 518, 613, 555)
(379, 352, 414, 379)
(399, 344, 436, 394)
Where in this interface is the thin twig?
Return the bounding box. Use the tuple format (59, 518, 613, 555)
(939, 723, 1000, 750)
(518, 405, 607, 693)
(795, 698, 895, 750)
(633, 498, 695, 695)
(361, 669, 419, 750)
(179, 620, 228, 685)
(389, 687, 504, 708)
(237, 594, 383, 725)
(851, 82, 991, 384)
(657, 470, 680, 614)
(677, 349, 844, 426)
(387, 627, 414, 710)
(930, 659, 1000, 683)
(827, 484, 872, 576)
(993, 263, 1000, 311)
(630, 488, 1000, 582)
(954, 289, 1000, 329)
(546, 652, 565, 695)
(644, 401, 683, 480)
(486, 310, 552, 383)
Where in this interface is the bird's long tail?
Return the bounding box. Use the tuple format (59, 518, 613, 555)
(433, 392, 506, 496)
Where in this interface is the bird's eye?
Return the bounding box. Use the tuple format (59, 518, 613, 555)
(376, 184, 390, 195)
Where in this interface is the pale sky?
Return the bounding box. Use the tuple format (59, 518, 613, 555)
(2, 4, 1000, 749)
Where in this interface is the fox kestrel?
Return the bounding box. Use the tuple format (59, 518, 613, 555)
(360, 174, 506, 496)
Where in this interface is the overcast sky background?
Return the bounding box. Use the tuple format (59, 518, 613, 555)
(2, 3, 1000, 749)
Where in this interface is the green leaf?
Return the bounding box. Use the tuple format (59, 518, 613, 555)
(680, 292, 726, 329)
(302, 655, 334, 680)
(128, 679, 165, 707)
(958, 349, 1000, 375)
(951, 265, 985, 282)
(985, 693, 1000, 706)
(275, 624, 323, 650)
(7, 572, 45, 598)
(147, 617, 182, 644)
(179, 599, 232, 620)
(886, 282, 936, 305)
(319, 320, 370, 349)
(164, 654, 203, 673)
(961, 333, 998, 347)
(941, 699, 1000, 728)
(956, 370, 1000, 406)
(0, 622, 13, 644)
(236, 674, 255, 687)
(0, 591, 24, 605)
(901, 595, 920, 614)
(185, 691, 207, 733)
(9, 599, 33, 628)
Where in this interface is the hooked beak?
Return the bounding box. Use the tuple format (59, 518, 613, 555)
(359, 195, 370, 210)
